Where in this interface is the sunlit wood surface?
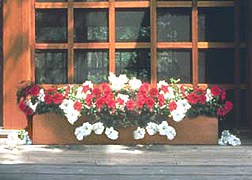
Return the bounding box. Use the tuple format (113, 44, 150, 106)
(0, 144, 252, 179)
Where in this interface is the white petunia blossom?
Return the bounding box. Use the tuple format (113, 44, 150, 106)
(82, 81, 93, 89)
(118, 74, 129, 84)
(59, 99, 74, 113)
(117, 94, 129, 103)
(26, 100, 38, 112)
(129, 77, 142, 90)
(218, 130, 241, 146)
(65, 111, 79, 124)
(165, 126, 176, 140)
(38, 89, 45, 102)
(75, 86, 86, 99)
(157, 80, 168, 90)
(146, 122, 158, 135)
(206, 88, 213, 102)
(171, 109, 185, 122)
(93, 122, 105, 135)
(158, 121, 170, 136)
(133, 127, 146, 140)
(176, 99, 191, 114)
(105, 127, 119, 140)
(74, 122, 93, 141)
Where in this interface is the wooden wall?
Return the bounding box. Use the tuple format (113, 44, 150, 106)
(3, 0, 31, 129)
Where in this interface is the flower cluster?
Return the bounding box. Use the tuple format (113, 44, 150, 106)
(17, 73, 233, 141)
(218, 130, 241, 146)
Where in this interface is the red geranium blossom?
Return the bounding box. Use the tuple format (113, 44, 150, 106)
(211, 85, 222, 96)
(150, 87, 158, 97)
(74, 101, 82, 111)
(224, 101, 233, 112)
(168, 101, 177, 111)
(126, 99, 135, 111)
(19, 101, 27, 111)
(52, 93, 64, 104)
(29, 86, 40, 96)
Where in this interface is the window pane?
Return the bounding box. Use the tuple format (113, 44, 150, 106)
(116, 9, 150, 42)
(74, 50, 109, 84)
(36, 9, 67, 43)
(199, 49, 234, 84)
(240, 49, 247, 84)
(157, 50, 191, 83)
(240, 0, 248, 42)
(157, 8, 191, 42)
(199, 7, 234, 42)
(74, 9, 108, 42)
(35, 50, 67, 84)
(116, 49, 150, 82)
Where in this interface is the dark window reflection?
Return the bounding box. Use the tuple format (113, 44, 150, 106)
(74, 50, 109, 83)
(157, 50, 191, 83)
(199, 7, 234, 42)
(36, 9, 67, 43)
(240, 49, 248, 83)
(157, 8, 191, 42)
(199, 49, 234, 83)
(240, 0, 248, 42)
(35, 50, 67, 84)
(116, 49, 150, 82)
(116, 9, 150, 42)
(74, 9, 108, 42)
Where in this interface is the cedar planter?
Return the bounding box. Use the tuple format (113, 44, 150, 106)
(31, 113, 218, 145)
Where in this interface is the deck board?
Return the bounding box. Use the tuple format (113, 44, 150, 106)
(0, 145, 252, 179)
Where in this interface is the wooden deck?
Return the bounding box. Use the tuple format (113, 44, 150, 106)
(0, 145, 252, 179)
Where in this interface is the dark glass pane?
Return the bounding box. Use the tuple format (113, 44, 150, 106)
(240, 90, 248, 127)
(199, 49, 234, 83)
(74, 50, 109, 83)
(199, 7, 234, 42)
(36, 9, 67, 43)
(74, 9, 108, 42)
(220, 90, 235, 129)
(240, 49, 248, 83)
(240, 0, 248, 42)
(157, 50, 191, 83)
(35, 50, 67, 84)
(36, 0, 67, 1)
(116, 9, 150, 42)
(157, 8, 191, 42)
(116, 49, 150, 82)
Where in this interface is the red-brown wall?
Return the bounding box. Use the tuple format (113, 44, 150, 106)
(3, 0, 31, 129)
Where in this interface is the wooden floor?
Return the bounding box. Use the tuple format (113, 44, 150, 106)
(0, 144, 252, 180)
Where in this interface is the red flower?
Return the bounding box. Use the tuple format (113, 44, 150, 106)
(146, 97, 155, 110)
(221, 90, 226, 101)
(44, 94, 53, 104)
(82, 85, 90, 93)
(96, 97, 105, 110)
(64, 85, 70, 98)
(150, 87, 158, 97)
(29, 86, 40, 96)
(168, 101, 177, 111)
(198, 95, 206, 104)
(161, 85, 169, 93)
(138, 83, 150, 95)
(217, 108, 226, 116)
(187, 93, 197, 104)
(117, 98, 124, 106)
(126, 99, 135, 111)
(74, 101, 82, 111)
(224, 101, 233, 112)
(53, 93, 64, 104)
(85, 94, 93, 106)
(106, 98, 116, 109)
(158, 94, 165, 106)
(19, 101, 27, 111)
(92, 87, 102, 98)
(25, 108, 33, 116)
(211, 86, 222, 96)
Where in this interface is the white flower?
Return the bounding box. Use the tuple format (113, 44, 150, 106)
(108, 72, 117, 84)
(93, 122, 105, 135)
(117, 94, 129, 103)
(171, 109, 185, 122)
(118, 74, 129, 84)
(82, 81, 93, 89)
(38, 89, 45, 102)
(218, 130, 241, 146)
(206, 88, 213, 102)
(165, 126, 176, 140)
(146, 122, 158, 135)
(26, 100, 38, 112)
(76, 86, 86, 99)
(59, 99, 74, 112)
(176, 99, 191, 114)
(158, 121, 170, 136)
(65, 109, 80, 124)
(105, 127, 119, 140)
(157, 80, 168, 89)
(129, 77, 142, 90)
(74, 122, 93, 141)
(133, 127, 146, 140)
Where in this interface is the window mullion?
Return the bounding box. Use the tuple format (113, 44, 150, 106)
(109, 0, 115, 73)
(68, 0, 74, 83)
(192, 1, 198, 87)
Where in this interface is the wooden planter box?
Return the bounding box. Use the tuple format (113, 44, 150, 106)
(30, 113, 218, 145)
